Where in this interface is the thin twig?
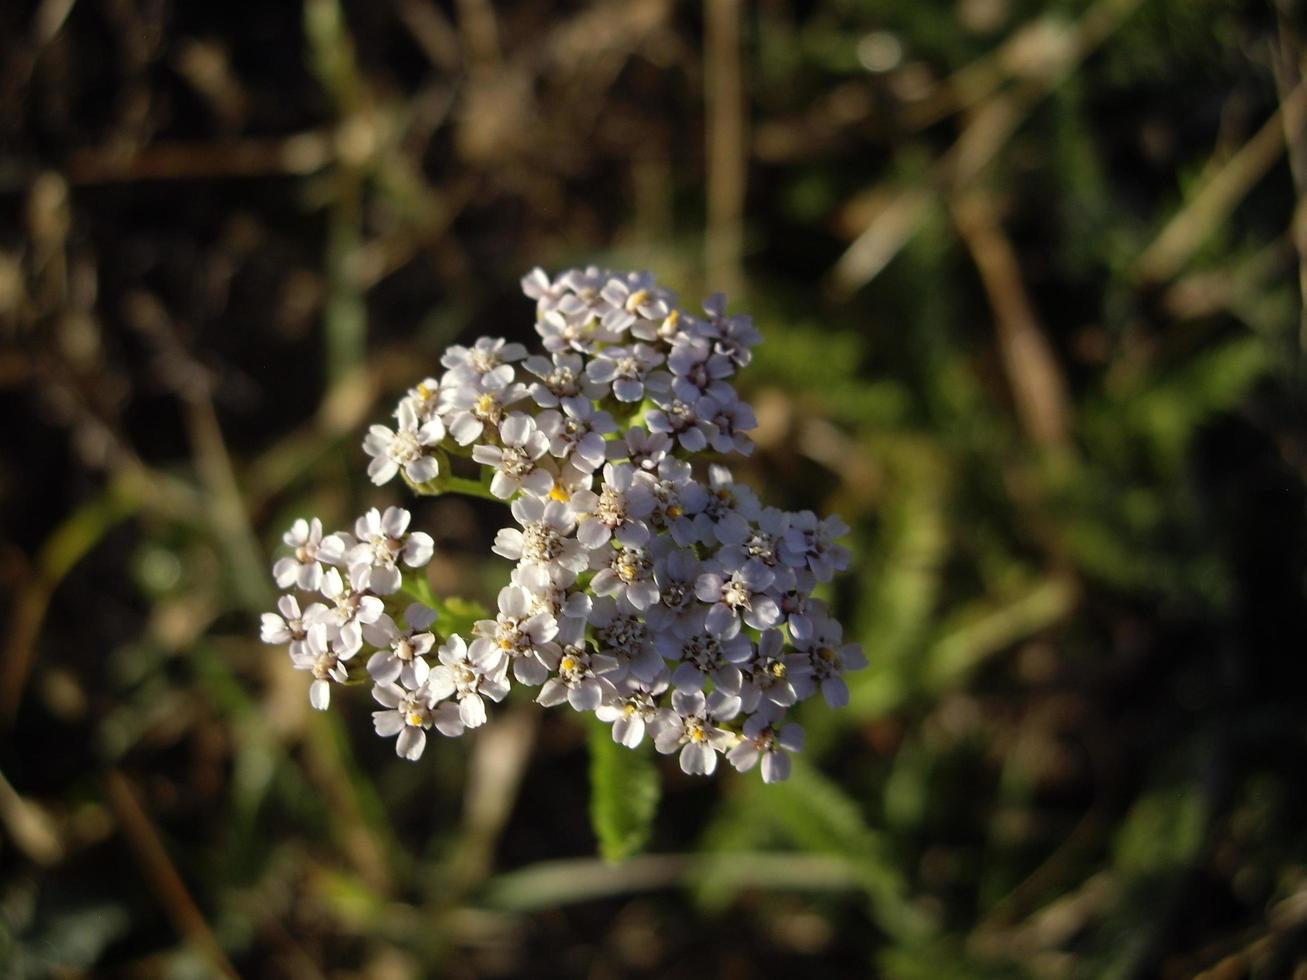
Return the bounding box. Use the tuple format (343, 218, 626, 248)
(953, 192, 1072, 450)
(705, 0, 746, 298)
(104, 770, 241, 979)
(1135, 81, 1307, 284)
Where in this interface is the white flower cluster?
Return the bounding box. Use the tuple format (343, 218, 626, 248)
(261, 268, 863, 782)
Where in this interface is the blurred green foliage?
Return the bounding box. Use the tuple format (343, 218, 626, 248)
(2, 0, 1306, 977)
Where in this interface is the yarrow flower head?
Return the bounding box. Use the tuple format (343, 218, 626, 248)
(259, 266, 863, 782)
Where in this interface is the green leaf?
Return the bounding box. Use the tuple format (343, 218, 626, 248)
(587, 716, 661, 863)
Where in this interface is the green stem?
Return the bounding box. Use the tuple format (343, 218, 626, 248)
(443, 474, 502, 501)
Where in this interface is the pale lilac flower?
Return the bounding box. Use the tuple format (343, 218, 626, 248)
(727, 716, 804, 783)
(428, 634, 511, 730)
(272, 518, 328, 590)
(468, 584, 560, 685)
(363, 400, 446, 485)
(694, 558, 782, 636)
(537, 617, 617, 712)
(644, 394, 718, 454)
(689, 464, 760, 546)
(536, 403, 615, 472)
(701, 292, 762, 367)
(704, 387, 757, 456)
(651, 689, 740, 776)
(523, 351, 603, 414)
(717, 507, 797, 593)
(598, 273, 672, 334)
(571, 462, 655, 549)
(738, 629, 804, 716)
(584, 343, 669, 403)
(345, 506, 434, 595)
(606, 426, 672, 471)
(667, 333, 736, 405)
(644, 541, 702, 635)
(492, 495, 589, 584)
(790, 614, 867, 708)
(589, 541, 659, 610)
(595, 675, 669, 747)
(589, 595, 664, 682)
(780, 512, 852, 583)
(658, 610, 752, 694)
(372, 677, 463, 760)
(441, 336, 527, 387)
(635, 458, 707, 547)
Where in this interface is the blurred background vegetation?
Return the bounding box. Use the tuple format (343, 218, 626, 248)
(3, 0, 1307, 976)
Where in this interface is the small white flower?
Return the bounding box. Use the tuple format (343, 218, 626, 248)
(472, 413, 554, 500)
(704, 387, 757, 457)
(510, 561, 593, 622)
(468, 584, 560, 685)
(345, 506, 434, 594)
(397, 376, 443, 424)
(644, 541, 701, 635)
(319, 565, 385, 635)
(290, 622, 357, 711)
(599, 273, 672, 334)
(260, 594, 322, 658)
(651, 689, 740, 776)
(272, 518, 328, 590)
(441, 373, 529, 446)
(427, 634, 511, 730)
(441, 336, 528, 387)
(492, 495, 589, 584)
(780, 511, 852, 583)
(595, 675, 669, 747)
(589, 541, 659, 610)
(571, 462, 655, 550)
(537, 617, 617, 712)
(727, 716, 804, 783)
(362, 614, 436, 688)
(372, 677, 463, 760)
(635, 459, 708, 547)
(363, 400, 446, 486)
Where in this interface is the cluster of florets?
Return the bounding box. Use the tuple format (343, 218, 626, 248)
(261, 268, 862, 782)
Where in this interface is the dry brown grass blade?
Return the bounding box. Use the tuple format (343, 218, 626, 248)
(1135, 81, 1307, 285)
(953, 192, 1071, 449)
(706, 0, 746, 299)
(830, 0, 1143, 296)
(104, 770, 241, 979)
